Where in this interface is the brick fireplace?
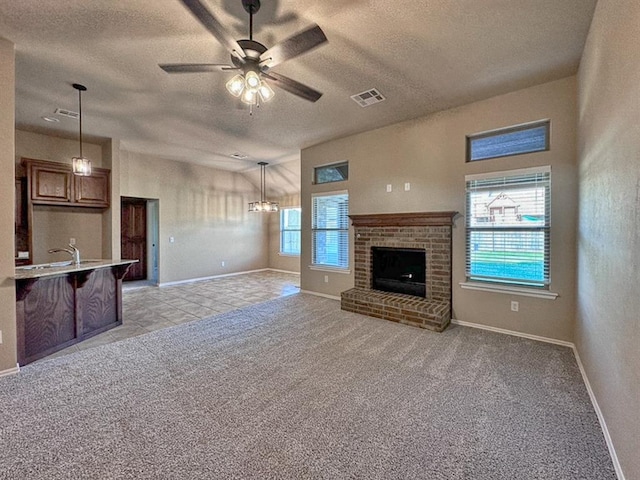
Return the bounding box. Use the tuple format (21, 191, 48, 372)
(341, 211, 457, 332)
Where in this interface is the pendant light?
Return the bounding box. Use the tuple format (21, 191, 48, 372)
(248, 162, 279, 212)
(71, 83, 92, 176)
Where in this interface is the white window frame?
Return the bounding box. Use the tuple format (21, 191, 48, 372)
(279, 207, 301, 256)
(310, 190, 350, 272)
(463, 166, 555, 296)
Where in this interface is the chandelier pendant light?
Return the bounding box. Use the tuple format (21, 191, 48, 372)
(248, 162, 279, 212)
(71, 83, 91, 176)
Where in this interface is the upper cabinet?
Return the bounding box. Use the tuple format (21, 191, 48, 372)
(22, 158, 110, 208)
(74, 169, 110, 206)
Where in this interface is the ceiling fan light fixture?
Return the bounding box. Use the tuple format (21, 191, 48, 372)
(258, 81, 274, 102)
(226, 74, 245, 97)
(244, 70, 261, 90)
(241, 88, 258, 105)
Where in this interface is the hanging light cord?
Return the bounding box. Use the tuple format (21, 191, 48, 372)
(78, 87, 83, 158)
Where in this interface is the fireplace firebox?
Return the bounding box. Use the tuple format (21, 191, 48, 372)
(372, 247, 426, 297)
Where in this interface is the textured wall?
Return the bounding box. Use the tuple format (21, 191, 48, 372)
(120, 151, 268, 284)
(301, 77, 578, 341)
(0, 37, 17, 372)
(576, 0, 640, 477)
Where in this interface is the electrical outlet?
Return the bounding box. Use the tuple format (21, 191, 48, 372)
(324, 275, 329, 283)
(221, 261, 225, 267)
(386, 184, 392, 193)
(69, 237, 76, 245)
(511, 301, 519, 312)
(404, 182, 411, 191)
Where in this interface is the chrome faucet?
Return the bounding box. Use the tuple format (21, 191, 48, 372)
(48, 244, 80, 265)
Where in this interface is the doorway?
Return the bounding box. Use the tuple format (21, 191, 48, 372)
(121, 197, 159, 284)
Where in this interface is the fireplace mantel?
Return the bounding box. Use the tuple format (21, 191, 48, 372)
(349, 211, 457, 228)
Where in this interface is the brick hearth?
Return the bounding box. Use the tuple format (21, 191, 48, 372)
(341, 212, 457, 332)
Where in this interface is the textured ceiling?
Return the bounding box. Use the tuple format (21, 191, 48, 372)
(0, 0, 596, 178)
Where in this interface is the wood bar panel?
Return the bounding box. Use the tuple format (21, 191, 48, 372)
(15, 263, 132, 365)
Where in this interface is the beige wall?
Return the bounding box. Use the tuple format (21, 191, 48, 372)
(577, 0, 640, 478)
(15, 130, 105, 264)
(0, 37, 17, 372)
(301, 76, 578, 341)
(120, 151, 268, 284)
(102, 138, 121, 259)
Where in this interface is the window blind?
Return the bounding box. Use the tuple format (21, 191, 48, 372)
(467, 120, 550, 162)
(465, 167, 551, 287)
(312, 192, 349, 268)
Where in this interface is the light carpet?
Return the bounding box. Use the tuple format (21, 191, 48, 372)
(0, 294, 616, 479)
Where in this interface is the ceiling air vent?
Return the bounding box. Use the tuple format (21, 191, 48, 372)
(350, 88, 385, 107)
(54, 108, 79, 120)
(230, 153, 248, 160)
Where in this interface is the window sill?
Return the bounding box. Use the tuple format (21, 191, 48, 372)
(278, 253, 300, 257)
(309, 265, 351, 274)
(459, 281, 558, 299)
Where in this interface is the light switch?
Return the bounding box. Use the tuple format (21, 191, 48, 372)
(404, 183, 411, 191)
(169, 236, 175, 243)
(386, 184, 392, 192)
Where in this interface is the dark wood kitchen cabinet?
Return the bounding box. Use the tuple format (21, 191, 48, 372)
(74, 168, 110, 206)
(22, 158, 110, 208)
(28, 159, 73, 204)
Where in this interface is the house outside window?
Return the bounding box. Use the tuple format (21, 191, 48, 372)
(311, 191, 349, 269)
(280, 207, 301, 256)
(465, 166, 551, 288)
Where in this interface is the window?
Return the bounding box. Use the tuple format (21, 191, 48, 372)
(312, 192, 349, 269)
(466, 120, 550, 162)
(314, 161, 349, 184)
(280, 207, 301, 256)
(465, 166, 550, 288)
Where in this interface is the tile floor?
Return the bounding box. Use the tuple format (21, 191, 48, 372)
(43, 270, 300, 361)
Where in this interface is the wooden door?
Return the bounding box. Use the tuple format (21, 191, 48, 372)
(121, 198, 147, 281)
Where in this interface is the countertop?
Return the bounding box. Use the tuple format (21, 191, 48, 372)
(15, 259, 138, 280)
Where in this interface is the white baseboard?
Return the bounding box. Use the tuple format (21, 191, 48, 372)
(451, 318, 625, 479)
(267, 268, 300, 275)
(450, 319, 573, 348)
(299, 289, 341, 301)
(158, 268, 300, 287)
(572, 347, 626, 480)
(0, 364, 20, 378)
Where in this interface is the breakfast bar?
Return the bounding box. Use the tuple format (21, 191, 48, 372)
(15, 260, 137, 365)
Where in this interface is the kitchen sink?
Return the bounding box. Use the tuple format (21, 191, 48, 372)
(16, 261, 72, 270)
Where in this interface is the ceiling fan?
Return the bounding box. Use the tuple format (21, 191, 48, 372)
(160, 0, 328, 107)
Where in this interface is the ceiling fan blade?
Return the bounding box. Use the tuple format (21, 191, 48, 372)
(180, 0, 246, 61)
(259, 24, 327, 70)
(160, 63, 237, 73)
(263, 71, 323, 102)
